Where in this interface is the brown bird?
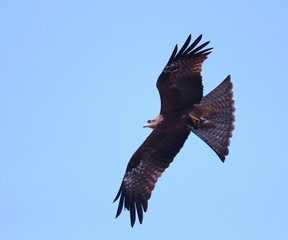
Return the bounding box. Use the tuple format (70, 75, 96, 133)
(113, 34, 235, 227)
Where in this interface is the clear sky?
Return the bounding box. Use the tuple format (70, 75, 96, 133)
(1, 0, 288, 239)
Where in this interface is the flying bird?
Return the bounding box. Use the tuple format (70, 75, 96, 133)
(113, 34, 235, 227)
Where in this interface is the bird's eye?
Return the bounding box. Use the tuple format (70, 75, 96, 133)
(147, 120, 151, 123)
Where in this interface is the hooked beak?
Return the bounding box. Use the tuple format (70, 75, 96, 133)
(143, 121, 154, 129)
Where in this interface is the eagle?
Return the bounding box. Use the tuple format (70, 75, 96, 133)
(113, 34, 235, 227)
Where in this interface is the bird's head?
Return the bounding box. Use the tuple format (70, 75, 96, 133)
(143, 115, 163, 129)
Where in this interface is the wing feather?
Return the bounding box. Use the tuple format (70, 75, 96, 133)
(157, 35, 212, 113)
(182, 34, 202, 55)
(190, 41, 210, 55)
(166, 45, 178, 65)
(114, 129, 190, 227)
(175, 34, 192, 58)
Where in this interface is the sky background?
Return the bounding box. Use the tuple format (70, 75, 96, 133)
(1, 0, 288, 239)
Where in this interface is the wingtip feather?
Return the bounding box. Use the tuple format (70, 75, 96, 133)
(165, 34, 212, 66)
(130, 202, 136, 227)
(115, 192, 124, 219)
(167, 44, 178, 65)
(136, 202, 144, 224)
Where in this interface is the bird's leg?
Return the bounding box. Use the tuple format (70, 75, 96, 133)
(186, 114, 204, 130)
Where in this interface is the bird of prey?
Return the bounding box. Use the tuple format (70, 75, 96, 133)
(113, 34, 235, 227)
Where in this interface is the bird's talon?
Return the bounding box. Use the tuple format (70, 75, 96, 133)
(187, 114, 202, 129)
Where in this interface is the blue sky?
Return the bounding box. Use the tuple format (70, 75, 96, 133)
(1, 0, 288, 239)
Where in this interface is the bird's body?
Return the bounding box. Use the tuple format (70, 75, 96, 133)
(145, 104, 218, 131)
(114, 35, 235, 227)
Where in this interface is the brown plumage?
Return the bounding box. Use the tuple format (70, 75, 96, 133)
(114, 34, 235, 227)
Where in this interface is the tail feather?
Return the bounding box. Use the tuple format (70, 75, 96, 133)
(192, 75, 235, 161)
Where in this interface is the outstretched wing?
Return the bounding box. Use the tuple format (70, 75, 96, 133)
(157, 35, 212, 113)
(114, 128, 190, 227)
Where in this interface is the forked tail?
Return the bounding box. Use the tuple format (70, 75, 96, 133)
(191, 75, 235, 161)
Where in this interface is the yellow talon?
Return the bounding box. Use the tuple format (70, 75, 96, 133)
(189, 114, 200, 122)
(187, 114, 203, 130)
